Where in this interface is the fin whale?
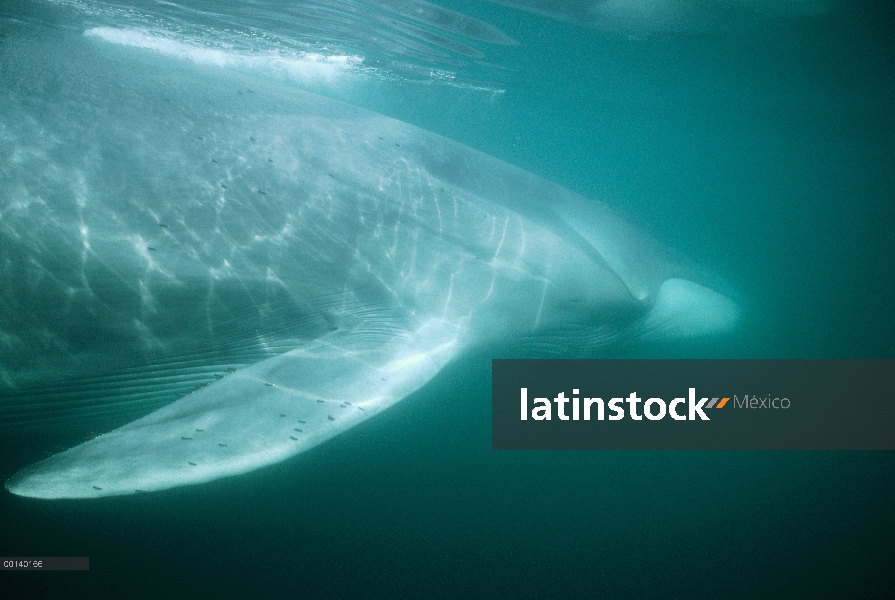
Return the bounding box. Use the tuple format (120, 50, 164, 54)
(1, 26, 738, 498)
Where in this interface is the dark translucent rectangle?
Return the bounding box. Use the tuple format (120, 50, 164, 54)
(1, 557, 89, 570)
(492, 359, 895, 450)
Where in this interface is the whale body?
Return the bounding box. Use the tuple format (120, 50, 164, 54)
(1, 24, 738, 498)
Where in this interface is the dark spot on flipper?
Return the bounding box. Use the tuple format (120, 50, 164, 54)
(290, 436, 298, 441)
(327, 415, 335, 421)
(93, 486, 102, 490)
(182, 436, 192, 440)
(189, 462, 197, 466)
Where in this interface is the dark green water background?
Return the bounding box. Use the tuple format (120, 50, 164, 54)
(1, 0, 893, 598)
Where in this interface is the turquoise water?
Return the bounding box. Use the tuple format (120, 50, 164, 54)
(1, 0, 893, 598)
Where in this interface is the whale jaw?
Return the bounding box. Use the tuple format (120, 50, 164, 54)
(638, 278, 740, 341)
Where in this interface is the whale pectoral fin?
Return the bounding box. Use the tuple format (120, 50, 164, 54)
(637, 278, 740, 341)
(5, 319, 462, 499)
